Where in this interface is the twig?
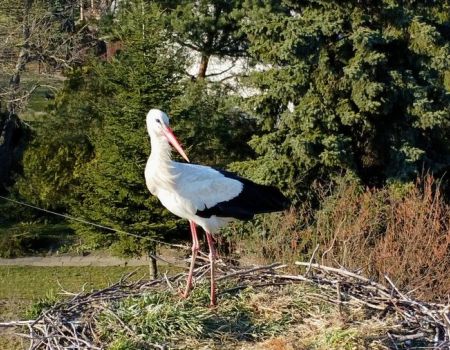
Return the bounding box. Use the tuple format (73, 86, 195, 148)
(163, 273, 175, 291)
(384, 275, 409, 300)
(150, 254, 188, 269)
(391, 332, 426, 341)
(0, 320, 35, 327)
(336, 281, 343, 315)
(216, 263, 282, 281)
(305, 244, 319, 276)
(295, 261, 391, 296)
(387, 332, 400, 350)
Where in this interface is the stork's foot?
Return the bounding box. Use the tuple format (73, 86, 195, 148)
(209, 293, 217, 307)
(180, 287, 192, 299)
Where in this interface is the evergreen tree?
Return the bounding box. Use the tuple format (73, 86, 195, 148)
(233, 0, 450, 197)
(170, 80, 256, 167)
(66, 1, 187, 255)
(14, 67, 101, 210)
(167, 0, 247, 78)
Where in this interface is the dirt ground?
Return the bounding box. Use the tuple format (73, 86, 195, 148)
(0, 251, 167, 267)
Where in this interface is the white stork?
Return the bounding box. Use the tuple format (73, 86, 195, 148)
(144, 109, 289, 306)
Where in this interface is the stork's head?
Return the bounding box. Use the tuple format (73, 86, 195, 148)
(146, 109, 189, 162)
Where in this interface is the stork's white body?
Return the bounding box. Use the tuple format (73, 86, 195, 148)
(144, 109, 288, 306)
(145, 152, 241, 233)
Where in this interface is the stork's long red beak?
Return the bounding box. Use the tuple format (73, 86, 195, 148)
(163, 126, 190, 162)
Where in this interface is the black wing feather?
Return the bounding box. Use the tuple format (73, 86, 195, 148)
(196, 170, 290, 220)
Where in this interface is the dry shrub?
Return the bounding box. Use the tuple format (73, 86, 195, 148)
(235, 175, 450, 302)
(229, 203, 314, 267)
(319, 175, 450, 301)
(372, 176, 450, 301)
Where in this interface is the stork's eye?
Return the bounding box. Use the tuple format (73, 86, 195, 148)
(156, 119, 161, 124)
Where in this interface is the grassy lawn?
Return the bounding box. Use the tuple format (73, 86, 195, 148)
(0, 265, 151, 350)
(0, 265, 150, 302)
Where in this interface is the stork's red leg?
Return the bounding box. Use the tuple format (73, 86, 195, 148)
(183, 220, 199, 298)
(205, 231, 217, 306)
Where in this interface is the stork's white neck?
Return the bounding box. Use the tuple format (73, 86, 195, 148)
(145, 136, 176, 195)
(149, 135, 172, 164)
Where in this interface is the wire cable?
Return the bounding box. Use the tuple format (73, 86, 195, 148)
(0, 195, 188, 250)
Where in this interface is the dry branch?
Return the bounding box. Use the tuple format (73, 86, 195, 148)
(294, 261, 450, 349)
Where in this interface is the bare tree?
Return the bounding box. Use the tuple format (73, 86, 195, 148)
(0, 0, 101, 192)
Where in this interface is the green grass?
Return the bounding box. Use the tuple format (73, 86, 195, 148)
(97, 284, 310, 349)
(94, 283, 394, 350)
(17, 71, 63, 121)
(0, 265, 149, 303)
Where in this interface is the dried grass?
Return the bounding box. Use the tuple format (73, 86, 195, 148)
(234, 175, 450, 302)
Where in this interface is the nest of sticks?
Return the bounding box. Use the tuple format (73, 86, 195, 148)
(2, 259, 450, 349)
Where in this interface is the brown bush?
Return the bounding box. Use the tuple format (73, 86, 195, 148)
(233, 175, 450, 302)
(372, 177, 450, 301)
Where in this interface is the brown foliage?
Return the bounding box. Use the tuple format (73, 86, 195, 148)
(371, 177, 450, 301)
(234, 175, 450, 302)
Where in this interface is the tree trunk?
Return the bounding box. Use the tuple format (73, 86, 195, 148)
(8, 48, 29, 114)
(80, 0, 84, 21)
(197, 54, 210, 79)
(8, 0, 32, 114)
(0, 113, 29, 194)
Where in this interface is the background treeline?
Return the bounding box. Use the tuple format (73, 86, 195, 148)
(0, 0, 449, 300)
